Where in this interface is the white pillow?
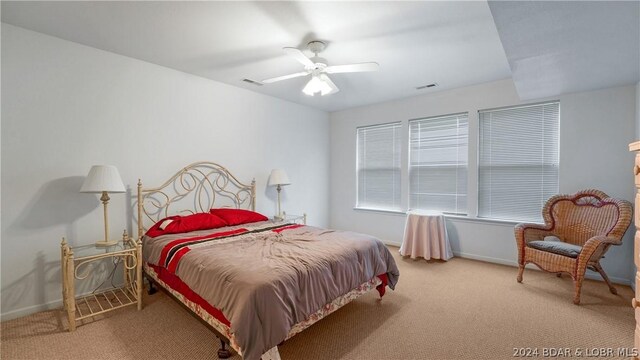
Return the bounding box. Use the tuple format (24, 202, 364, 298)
(158, 218, 175, 230)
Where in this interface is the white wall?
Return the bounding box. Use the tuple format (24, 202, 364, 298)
(331, 79, 637, 285)
(1, 24, 330, 319)
(636, 81, 640, 138)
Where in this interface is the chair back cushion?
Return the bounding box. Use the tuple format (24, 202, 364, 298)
(543, 189, 631, 246)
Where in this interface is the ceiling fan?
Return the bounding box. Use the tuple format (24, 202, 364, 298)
(261, 40, 379, 96)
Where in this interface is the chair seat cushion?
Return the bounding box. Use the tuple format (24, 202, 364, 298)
(527, 240, 582, 258)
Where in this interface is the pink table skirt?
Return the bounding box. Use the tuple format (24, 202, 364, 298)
(399, 211, 453, 261)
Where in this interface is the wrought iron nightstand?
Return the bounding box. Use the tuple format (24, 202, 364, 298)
(60, 230, 142, 331)
(281, 212, 307, 225)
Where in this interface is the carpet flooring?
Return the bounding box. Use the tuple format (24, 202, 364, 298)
(1, 247, 634, 360)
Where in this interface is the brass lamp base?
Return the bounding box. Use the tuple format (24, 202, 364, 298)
(95, 240, 118, 247)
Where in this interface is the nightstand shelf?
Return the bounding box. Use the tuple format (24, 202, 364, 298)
(60, 230, 142, 331)
(74, 286, 138, 321)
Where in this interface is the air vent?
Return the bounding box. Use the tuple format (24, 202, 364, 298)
(242, 78, 263, 86)
(416, 83, 437, 90)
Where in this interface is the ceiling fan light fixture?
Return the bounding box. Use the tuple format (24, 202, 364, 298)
(319, 81, 333, 96)
(259, 40, 378, 97)
(302, 75, 332, 96)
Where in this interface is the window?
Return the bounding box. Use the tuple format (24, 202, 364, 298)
(356, 122, 402, 210)
(478, 101, 560, 222)
(409, 113, 468, 214)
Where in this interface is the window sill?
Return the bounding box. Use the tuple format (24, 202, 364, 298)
(352, 207, 406, 216)
(351, 207, 542, 226)
(443, 214, 542, 226)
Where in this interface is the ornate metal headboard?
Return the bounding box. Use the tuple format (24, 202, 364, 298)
(137, 161, 256, 239)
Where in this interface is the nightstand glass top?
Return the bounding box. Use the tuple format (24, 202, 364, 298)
(67, 239, 134, 258)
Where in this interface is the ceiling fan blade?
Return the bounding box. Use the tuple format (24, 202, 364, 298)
(262, 71, 309, 84)
(283, 47, 315, 68)
(319, 74, 340, 95)
(325, 62, 379, 74)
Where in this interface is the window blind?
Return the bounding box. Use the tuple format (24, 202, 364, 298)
(356, 122, 402, 210)
(478, 101, 560, 222)
(409, 113, 468, 214)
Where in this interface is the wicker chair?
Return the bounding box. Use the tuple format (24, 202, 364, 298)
(515, 189, 632, 304)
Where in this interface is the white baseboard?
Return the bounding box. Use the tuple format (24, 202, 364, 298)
(383, 240, 402, 248)
(2, 244, 633, 321)
(1, 299, 63, 322)
(452, 251, 632, 286)
(385, 239, 633, 287)
(1, 283, 126, 322)
(452, 251, 519, 267)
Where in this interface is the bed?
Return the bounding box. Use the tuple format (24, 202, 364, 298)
(137, 162, 399, 360)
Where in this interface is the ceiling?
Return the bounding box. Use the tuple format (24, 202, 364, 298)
(1, 1, 638, 112)
(489, 1, 640, 100)
(1, 1, 511, 112)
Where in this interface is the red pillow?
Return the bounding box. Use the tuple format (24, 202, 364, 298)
(209, 208, 268, 226)
(145, 213, 228, 238)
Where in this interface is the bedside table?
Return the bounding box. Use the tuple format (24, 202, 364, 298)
(60, 230, 142, 331)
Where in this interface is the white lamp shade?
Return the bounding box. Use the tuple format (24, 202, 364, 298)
(302, 75, 332, 96)
(267, 169, 291, 186)
(80, 165, 126, 193)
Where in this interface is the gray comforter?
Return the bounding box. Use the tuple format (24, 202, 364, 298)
(143, 221, 399, 360)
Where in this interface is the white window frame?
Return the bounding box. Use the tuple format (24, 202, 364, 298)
(355, 122, 403, 211)
(477, 101, 560, 223)
(408, 112, 469, 215)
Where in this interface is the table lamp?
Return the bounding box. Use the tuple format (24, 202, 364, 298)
(267, 169, 290, 221)
(80, 165, 126, 247)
